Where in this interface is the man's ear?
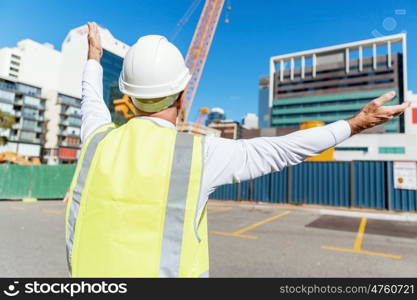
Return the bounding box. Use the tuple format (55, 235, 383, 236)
(127, 96, 141, 115)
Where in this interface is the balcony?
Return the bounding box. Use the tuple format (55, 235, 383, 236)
(59, 129, 80, 137)
(59, 119, 69, 126)
(68, 119, 81, 127)
(18, 136, 41, 144)
(58, 96, 81, 108)
(20, 125, 43, 133)
(39, 101, 46, 110)
(21, 113, 41, 121)
(60, 140, 81, 148)
(8, 135, 19, 142)
(0, 97, 14, 104)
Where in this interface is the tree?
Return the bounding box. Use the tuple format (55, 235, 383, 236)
(0, 110, 15, 146)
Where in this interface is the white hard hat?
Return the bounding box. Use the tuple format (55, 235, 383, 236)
(119, 35, 191, 113)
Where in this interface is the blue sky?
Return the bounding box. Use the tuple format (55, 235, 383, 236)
(0, 0, 416, 122)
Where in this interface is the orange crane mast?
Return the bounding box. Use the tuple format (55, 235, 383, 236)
(178, 0, 225, 126)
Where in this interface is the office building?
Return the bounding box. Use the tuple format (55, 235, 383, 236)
(0, 25, 128, 163)
(269, 34, 406, 133)
(267, 33, 417, 160)
(258, 76, 270, 128)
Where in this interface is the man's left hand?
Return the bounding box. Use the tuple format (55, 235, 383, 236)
(87, 22, 103, 62)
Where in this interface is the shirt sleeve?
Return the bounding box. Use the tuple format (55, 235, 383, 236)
(203, 120, 351, 190)
(80, 59, 112, 143)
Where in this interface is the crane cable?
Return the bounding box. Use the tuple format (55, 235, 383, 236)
(171, 0, 202, 41)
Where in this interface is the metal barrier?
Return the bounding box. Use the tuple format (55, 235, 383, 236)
(354, 161, 386, 209)
(1, 161, 416, 211)
(209, 161, 417, 212)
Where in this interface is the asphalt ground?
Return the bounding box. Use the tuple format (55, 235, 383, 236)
(0, 200, 416, 277)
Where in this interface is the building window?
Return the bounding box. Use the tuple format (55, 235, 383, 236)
(11, 54, 20, 60)
(20, 131, 36, 141)
(378, 147, 405, 154)
(9, 67, 19, 72)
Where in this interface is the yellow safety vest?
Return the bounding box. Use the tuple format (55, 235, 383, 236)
(65, 118, 209, 277)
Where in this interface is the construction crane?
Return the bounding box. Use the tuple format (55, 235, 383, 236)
(177, 0, 225, 127)
(195, 107, 210, 126)
(113, 0, 227, 135)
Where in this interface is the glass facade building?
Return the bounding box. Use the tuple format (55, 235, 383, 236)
(258, 76, 270, 128)
(101, 49, 124, 110)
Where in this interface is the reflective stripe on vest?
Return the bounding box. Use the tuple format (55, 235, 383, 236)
(159, 132, 193, 277)
(66, 127, 114, 271)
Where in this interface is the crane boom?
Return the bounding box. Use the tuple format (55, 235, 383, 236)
(178, 0, 225, 125)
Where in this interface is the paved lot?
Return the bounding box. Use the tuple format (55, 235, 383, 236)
(0, 200, 416, 277)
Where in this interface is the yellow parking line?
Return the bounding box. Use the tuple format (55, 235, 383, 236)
(353, 217, 367, 251)
(211, 231, 258, 240)
(11, 206, 25, 210)
(208, 207, 233, 214)
(211, 210, 291, 239)
(321, 217, 401, 259)
(234, 211, 291, 235)
(321, 246, 401, 259)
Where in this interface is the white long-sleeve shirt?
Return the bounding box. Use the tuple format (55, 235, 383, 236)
(81, 59, 352, 224)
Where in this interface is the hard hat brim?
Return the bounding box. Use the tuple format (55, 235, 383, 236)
(119, 69, 191, 99)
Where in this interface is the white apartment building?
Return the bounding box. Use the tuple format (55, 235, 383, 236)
(0, 24, 129, 164)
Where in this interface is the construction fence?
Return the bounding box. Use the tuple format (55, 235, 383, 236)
(210, 161, 417, 212)
(0, 164, 75, 200)
(1, 162, 417, 212)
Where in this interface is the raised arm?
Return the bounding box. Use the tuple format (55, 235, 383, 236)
(80, 22, 111, 143)
(204, 91, 410, 189)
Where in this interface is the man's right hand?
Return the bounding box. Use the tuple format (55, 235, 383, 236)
(347, 91, 410, 135)
(87, 22, 103, 62)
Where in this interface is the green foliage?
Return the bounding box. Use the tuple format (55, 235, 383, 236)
(0, 110, 15, 146)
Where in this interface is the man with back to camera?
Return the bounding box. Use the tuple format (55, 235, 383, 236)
(65, 22, 410, 277)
